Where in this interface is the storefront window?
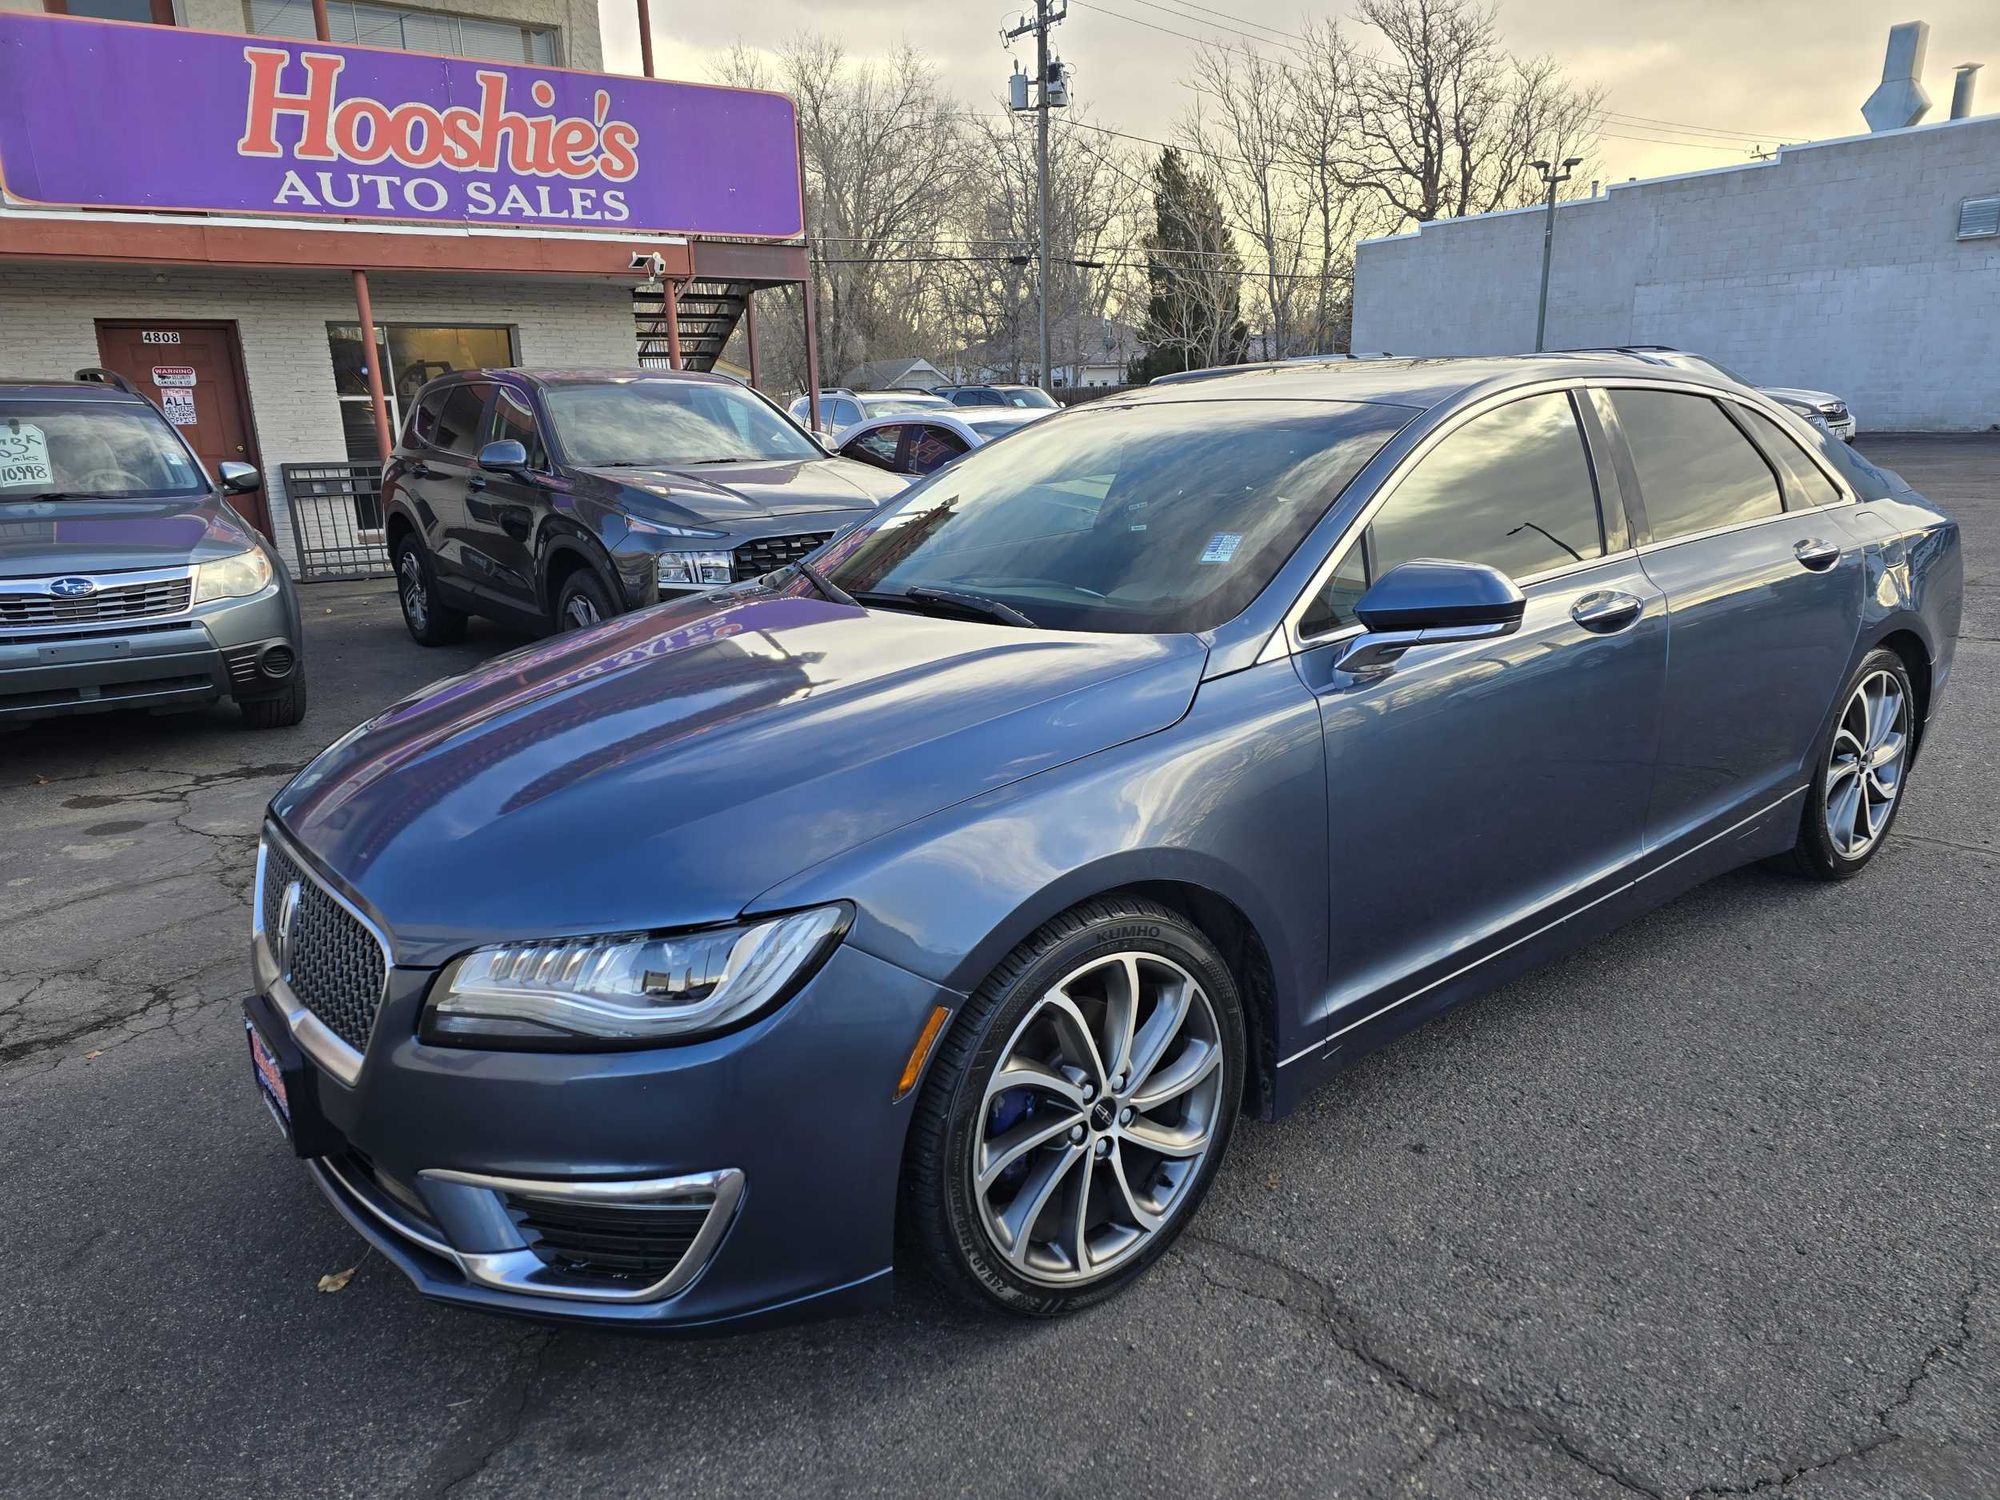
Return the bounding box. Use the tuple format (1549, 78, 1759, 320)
(248, 0, 560, 64)
(44, 0, 177, 23)
(327, 323, 517, 463)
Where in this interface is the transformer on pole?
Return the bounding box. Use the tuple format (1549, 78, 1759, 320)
(1004, 2, 1067, 393)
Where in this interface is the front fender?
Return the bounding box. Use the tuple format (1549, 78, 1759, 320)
(748, 657, 1330, 1075)
(536, 524, 632, 613)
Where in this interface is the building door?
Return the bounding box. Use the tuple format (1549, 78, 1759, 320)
(95, 320, 274, 539)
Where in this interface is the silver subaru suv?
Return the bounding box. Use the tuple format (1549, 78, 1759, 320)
(0, 372, 305, 729)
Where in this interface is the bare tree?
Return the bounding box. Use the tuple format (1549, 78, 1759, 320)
(1336, 0, 1601, 226)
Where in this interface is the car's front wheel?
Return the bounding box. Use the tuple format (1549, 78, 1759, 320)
(905, 896, 1245, 1316)
(554, 569, 617, 632)
(1776, 646, 1916, 879)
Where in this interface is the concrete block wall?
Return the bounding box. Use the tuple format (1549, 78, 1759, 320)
(0, 264, 638, 566)
(1352, 116, 2000, 431)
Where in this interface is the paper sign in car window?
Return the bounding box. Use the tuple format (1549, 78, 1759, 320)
(0, 423, 53, 489)
(1200, 533, 1243, 564)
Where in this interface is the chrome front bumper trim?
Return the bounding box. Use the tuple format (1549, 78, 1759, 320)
(314, 1153, 747, 1305)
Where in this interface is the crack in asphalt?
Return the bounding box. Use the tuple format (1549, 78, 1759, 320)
(1180, 1236, 1987, 1500)
(1686, 1275, 1985, 1498)
(1178, 1233, 1670, 1499)
(423, 1328, 559, 1499)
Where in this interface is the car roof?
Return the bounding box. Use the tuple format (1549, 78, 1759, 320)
(435, 368, 747, 391)
(1112, 353, 1742, 413)
(0, 379, 148, 403)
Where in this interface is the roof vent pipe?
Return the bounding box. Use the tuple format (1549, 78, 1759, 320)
(1863, 21, 1932, 131)
(1951, 63, 1981, 119)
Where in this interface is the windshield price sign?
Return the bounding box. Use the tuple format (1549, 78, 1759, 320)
(0, 423, 53, 488)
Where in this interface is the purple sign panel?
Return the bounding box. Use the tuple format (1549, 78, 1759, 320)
(0, 13, 803, 238)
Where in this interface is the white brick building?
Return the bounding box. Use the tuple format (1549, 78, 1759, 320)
(1351, 115, 2000, 432)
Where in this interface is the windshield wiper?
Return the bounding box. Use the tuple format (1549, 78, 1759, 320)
(7, 492, 112, 502)
(858, 585, 1039, 629)
(680, 456, 764, 465)
(794, 559, 858, 608)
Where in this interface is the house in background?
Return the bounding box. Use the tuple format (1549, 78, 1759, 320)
(840, 357, 949, 391)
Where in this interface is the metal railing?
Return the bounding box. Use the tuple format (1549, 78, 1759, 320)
(279, 462, 391, 580)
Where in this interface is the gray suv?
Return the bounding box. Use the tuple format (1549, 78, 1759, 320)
(0, 372, 305, 728)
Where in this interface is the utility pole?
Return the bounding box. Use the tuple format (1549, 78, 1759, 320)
(1531, 156, 1581, 353)
(1004, 2, 1066, 393)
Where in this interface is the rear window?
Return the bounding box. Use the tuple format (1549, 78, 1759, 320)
(1738, 408, 1841, 508)
(820, 398, 1415, 633)
(0, 399, 205, 498)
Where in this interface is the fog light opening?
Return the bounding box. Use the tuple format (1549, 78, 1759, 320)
(259, 643, 297, 679)
(894, 1005, 953, 1102)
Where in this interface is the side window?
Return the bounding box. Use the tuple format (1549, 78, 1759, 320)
(907, 424, 969, 475)
(832, 399, 863, 427)
(1368, 391, 1605, 582)
(1610, 390, 1782, 539)
(487, 388, 548, 471)
(1299, 540, 1371, 638)
(844, 425, 905, 471)
(432, 381, 492, 458)
(408, 388, 446, 449)
(1738, 408, 1841, 508)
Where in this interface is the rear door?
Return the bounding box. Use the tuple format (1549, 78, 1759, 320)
(1291, 388, 1667, 1030)
(842, 423, 909, 474)
(1599, 387, 1864, 848)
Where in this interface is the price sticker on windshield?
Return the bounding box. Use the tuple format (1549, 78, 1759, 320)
(1199, 532, 1243, 564)
(0, 423, 53, 489)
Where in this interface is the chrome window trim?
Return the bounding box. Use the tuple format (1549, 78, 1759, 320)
(1260, 375, 1858, 665)
(252, 824, 393, 1088)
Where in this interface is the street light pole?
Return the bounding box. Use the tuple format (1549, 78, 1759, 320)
(1532, 155, 1582, 353)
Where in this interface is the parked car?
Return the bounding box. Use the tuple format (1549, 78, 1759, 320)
(786, 388, 952, 437)
(247, 355, 1957, 1330)
(1572, 346, 1857, 440)
(934, 384, 1060, 410)
(382, 369, 908, 642)
(0, 371, 304, 728)
(836, 408, 1047, 477)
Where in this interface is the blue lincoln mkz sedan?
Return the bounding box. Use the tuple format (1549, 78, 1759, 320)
(245, 356, 1960, 1328)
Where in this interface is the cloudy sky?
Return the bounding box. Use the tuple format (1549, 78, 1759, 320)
(599, 0, 1999, 188)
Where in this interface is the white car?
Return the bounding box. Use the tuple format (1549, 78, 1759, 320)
(833, 407, 1048, 478)
(787, 389, 952, 438)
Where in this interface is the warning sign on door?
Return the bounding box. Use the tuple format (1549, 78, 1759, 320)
(151, 366, 196, 387)
(160, 388, 197, 426)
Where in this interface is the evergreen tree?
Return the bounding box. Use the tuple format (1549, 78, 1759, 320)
(1130, 148, 1248, 383)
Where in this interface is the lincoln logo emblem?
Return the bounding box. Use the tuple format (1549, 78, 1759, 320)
(276, 880, 304, 974)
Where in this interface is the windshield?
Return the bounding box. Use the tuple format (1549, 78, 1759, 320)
(0, 400, 206, 500)
(818, 398, 1413, 633)
(1004, 388, 1059, 409)
(543, 381, 820, 467)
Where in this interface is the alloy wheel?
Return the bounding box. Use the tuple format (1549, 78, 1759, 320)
(1825, 668, 1907, 859)
(398, 551, 428, 631)
(972, 951, 1226, 1286)
(563, 594, 601, 630)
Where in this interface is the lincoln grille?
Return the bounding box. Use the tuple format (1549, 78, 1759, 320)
(262, 837, 388, 1055)
(0, 576, 191, 627)
(503, 1193, 714, 1285)
(732, 532, 834, 580)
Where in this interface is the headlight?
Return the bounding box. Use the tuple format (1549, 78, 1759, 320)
(656, 550, 734, 588)
(422, 904, 851, 1048)
(193, 547, 274, 603)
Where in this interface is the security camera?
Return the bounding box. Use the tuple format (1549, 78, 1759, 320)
(630, 251, 667, 278)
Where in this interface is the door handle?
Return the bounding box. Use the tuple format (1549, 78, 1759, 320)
(1794, 538, 1841, 571)
(467, 475, 488, 491)
(1569, 590, 1642, 633)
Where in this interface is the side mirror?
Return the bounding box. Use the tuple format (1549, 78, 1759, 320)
(217, 461, 261, 494)
(1339, 558, 1525, 674)
(478, 438, 530, 474)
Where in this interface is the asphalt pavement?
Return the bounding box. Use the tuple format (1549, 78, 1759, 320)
(1, 437, 1993, 1499)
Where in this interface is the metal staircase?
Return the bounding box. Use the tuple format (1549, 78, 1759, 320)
(634, 280, 752, 371)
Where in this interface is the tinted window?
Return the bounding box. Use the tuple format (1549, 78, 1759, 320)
(954, 390, 1003, 407)
(487, 388, 548, 471)
(907, 425, 969, 474)
(431, 381, 491, 457)
(819, 399, 1413, 633)
(1612, 391, 1781, 539)
(408, 389, 444, 448)
(1368, 392, 1604, 582)
(541, 381, 820, 466)
(1739, 408, 1841, 508)
(844, 425, 905, 470)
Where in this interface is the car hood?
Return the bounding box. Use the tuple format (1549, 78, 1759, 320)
(271, 589, 1206, 961)
(0, 493, 254, 578)
(1760, 385, 1841, 409)
(576, 456, 904, 526)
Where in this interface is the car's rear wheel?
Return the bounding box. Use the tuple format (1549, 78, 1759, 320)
(554, 569, 617, 632)
(905, 897, 1245, 1317)
(395, 535, 466, 646)
(1775, 646, 1915, 879)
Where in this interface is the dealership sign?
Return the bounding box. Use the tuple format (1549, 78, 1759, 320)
(0, 13, 803, 237)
